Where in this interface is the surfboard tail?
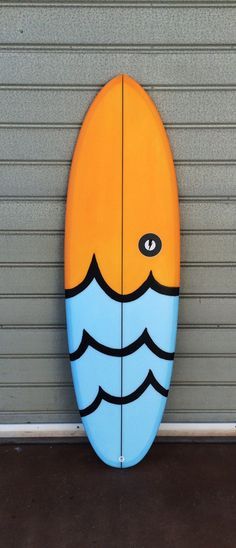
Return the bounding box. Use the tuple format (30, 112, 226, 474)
(66, 279, 178, 468)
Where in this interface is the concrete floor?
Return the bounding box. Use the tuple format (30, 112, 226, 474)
(0, 442, 236, 548)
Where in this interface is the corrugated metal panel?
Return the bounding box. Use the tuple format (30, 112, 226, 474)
(0, 1, 235, 425)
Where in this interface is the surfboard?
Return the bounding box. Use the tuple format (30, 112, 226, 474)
(65, 74, 180, 468)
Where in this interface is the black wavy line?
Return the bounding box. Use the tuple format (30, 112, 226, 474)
(65, 254, 179, 301)
(79, 370, 168, 417)
(69, 328, 174, 362)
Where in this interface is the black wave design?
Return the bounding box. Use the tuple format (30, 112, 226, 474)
(79, 370, 168, 417)
(65, 254, 179, 301)
(69, 328, 174, 362)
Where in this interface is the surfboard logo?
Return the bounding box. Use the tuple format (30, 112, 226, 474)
(65, 75, 180, 468)
(138, 233, 162, 257)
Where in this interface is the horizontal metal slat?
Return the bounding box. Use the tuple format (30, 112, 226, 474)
(0, 199, 236, 230)
(1, 52, 235, 85)
(1, 265, 236, 295)
(1, 355, 236, 385)
(1, 410, 236, 424)
(1, 163, 236, 197)
(0, 384, 236, 412)
(1, 296, 236, 325)
(0, 127, 235, 161)
(1, 88, 236, 124)
(1, 6, 235, 45)
(0, 327, 235, 355)
(1, 232, 235, 263)
(0, 409, 235, 424)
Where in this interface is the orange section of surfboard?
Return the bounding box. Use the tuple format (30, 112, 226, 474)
(65, 75, 122, 293)
(122, 75, 180, 292)
(65, 75, 180, 468)
(65, 75, 180, 292)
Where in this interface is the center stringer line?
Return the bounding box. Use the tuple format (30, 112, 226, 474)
(120, 75, 124, 468)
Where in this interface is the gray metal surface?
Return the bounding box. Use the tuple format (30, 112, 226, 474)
(1, 231, 236, 262)
(0, 1, 235, 425)
(1, 89, 236, 124)
(0, 128, 235, 160)
(1, 200, 236, 230)
(1, 265, 236, 295)
(1, 295, 236, 325)
(1, 52, 235, 85)
(1, 6, 235, 44)
(1, 163, 236, 197)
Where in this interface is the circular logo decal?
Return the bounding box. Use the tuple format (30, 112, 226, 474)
(138, 233, 162, 257)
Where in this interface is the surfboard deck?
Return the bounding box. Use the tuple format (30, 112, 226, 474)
(65, 74, 180, 468)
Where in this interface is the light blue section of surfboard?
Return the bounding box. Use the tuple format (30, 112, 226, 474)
(122, 388, 167, 468)
(121, 289, 178, 466)
(65, 280, 179, 468)
(82, 402, 122, 468)
(71, 352, 122, 467)
(71, 346, 172, 408)
(66, 283, 122, 467)
(71, 350, 121, 409)
(121, 293, 178, 466)
(123, 289, 179, 351)
(65, 279, 121, 353)
(122, 346, 173, 395)
(65, 280, 178, 352)
(71, 346, 173, 467)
